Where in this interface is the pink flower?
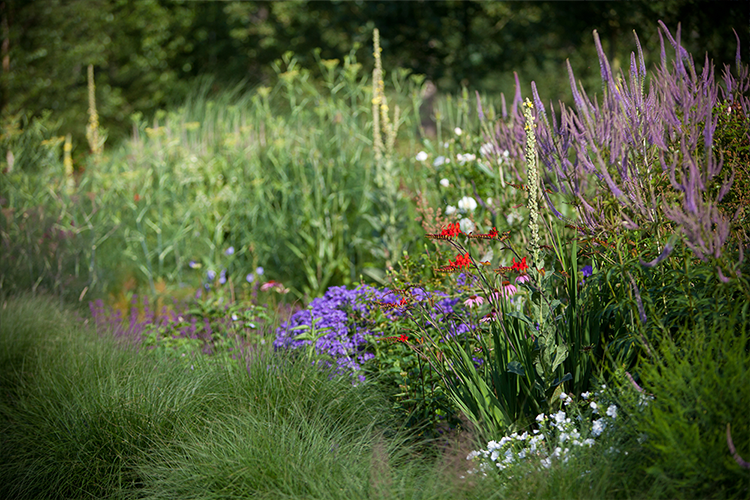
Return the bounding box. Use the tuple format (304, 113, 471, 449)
(516, 274, 530, 284)
(464, 295, 485, 308)
(260, 280, 290, 294)
(499, 283, 517, 298)
(480, 310, 498, 323)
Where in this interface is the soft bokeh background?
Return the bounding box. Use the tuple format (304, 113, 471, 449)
(2, 1, 748, 146)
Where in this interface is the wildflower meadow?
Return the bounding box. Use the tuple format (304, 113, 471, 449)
(1, 20, 749, 499)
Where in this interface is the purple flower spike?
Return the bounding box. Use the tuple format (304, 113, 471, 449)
(717, 267, 731, 283)
(593, 30, 612, 84)
(476, 90, 484, 120)
(640, 240, 675, 268)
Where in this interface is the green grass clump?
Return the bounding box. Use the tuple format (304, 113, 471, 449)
(0, 294, 508, 499)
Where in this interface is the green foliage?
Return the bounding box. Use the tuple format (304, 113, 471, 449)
(0, 294, 502, 500)
(714, 100, 750, 242)
(622, 304, 750, 498)
(5, 1, 747, 150)
(363, 317, 461, 439)
(1, 50, 428, 301)
(0, 113, 116, 304)
(140, 297, 271, 369)
(583, 232, 750, 371)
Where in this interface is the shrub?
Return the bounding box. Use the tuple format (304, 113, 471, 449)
(622, 301, 750, 498)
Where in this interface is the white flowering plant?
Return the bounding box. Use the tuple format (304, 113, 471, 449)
(464, 385, 627, 479)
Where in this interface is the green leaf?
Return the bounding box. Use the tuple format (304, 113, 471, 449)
(507, 361, 526, 376)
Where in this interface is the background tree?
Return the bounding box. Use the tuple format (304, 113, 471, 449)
(1, 0, 747, 150)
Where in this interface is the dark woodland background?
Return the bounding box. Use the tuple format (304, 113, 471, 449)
(2, 0, 748, 146)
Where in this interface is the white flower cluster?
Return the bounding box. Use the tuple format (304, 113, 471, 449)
(458, 196, 477, 212)
(464, 389, 620, 478)
(457, 153, 476, 164)
(445, 196, 479, 218)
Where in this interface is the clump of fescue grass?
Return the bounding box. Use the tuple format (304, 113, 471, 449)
(0, 294, 505, 499)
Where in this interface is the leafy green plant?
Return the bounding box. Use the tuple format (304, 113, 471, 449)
(621, 299, 750, 498)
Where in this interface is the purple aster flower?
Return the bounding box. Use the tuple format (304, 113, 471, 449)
(225, 246, 235, 256)
(246, 273, 254, 283)
(207, 269, 216, 281)
(219, 269, 227, 284)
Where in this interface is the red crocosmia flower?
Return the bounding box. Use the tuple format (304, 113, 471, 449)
(398, 333, 409, 343)
(449, 253, 471, 269)
(440, 222, 462, 238)
(511, 256, 529, 272)
(134, 193, 141, 202)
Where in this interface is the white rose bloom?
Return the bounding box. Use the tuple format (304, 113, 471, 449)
(440, 178, 450, 187)
(459, 218, 475, 233)
(416, 151, 428, 162)
(445, 205, 457, 215)
(458, 196, 477, 212)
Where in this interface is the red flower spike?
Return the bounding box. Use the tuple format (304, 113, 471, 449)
(427, 222, 463, 240)
(398, 333, 409, 343)
(511, 256, 529, 272)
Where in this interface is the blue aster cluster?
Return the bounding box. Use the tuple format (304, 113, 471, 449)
(273, 284, 469, 381)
